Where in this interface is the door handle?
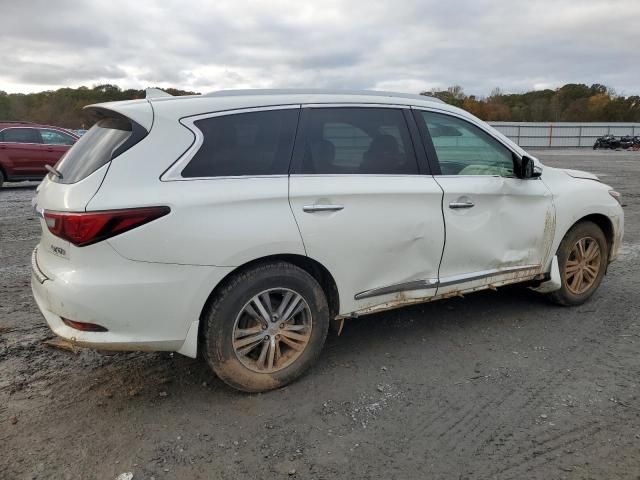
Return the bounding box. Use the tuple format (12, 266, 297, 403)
(303, 204, 344, 213)
(449, 201, 475, 209)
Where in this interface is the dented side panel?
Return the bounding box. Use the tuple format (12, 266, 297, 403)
(434, 175, 555, 297)
(289, 175, 445, 315)
(347, 267, 542, 317)
(540, 166, 625, 264)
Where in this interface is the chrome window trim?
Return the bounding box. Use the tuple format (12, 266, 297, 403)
(289, 173, 429, 178)
(301, 102, 410, 109)
(163, 174, 290, 182)
(161, 105, 302, 181)
(354, 264, 540, 300)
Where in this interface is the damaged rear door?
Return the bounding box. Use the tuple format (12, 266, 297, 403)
(289, 105, 445, 315)
(413, 109, 555, 295)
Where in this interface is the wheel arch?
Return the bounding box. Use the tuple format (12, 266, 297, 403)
(197, 254, 340, 354)
(563, 213, 614, 259)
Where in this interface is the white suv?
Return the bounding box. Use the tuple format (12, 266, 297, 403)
(31, 89, 624, 392)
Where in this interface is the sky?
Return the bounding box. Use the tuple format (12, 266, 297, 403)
(1, 0, 639, 97)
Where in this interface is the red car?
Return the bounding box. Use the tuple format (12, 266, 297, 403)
(0, 121, 79, 187)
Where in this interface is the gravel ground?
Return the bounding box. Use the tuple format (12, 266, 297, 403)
(1, 150, 639, 480)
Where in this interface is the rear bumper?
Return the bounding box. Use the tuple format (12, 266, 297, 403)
(31, 246, 233, 357)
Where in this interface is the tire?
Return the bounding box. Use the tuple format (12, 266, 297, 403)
(0, 169, 4, 188)
(548, 221, 608, 306)
(201, 261, 330, 392)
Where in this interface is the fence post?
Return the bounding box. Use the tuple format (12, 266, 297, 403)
(578, 125, 583, 147)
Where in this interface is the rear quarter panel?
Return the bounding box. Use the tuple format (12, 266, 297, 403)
(87, 103, 305, 266)
(100, 177, 306, 266)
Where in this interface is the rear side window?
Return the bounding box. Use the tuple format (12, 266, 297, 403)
(1, 128, 42, 144)
(54, 117, 134, 184)
(181, 109, 299, 178)
(294, 108, 418, 175)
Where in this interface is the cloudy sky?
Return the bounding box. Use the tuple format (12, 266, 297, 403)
(1, 0, 639, 96)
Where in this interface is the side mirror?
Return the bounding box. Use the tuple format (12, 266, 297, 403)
(515, 155, 541, 179)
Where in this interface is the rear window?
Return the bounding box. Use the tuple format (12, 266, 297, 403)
(53, 117, 133, 184)
(181, 109, 299, 178)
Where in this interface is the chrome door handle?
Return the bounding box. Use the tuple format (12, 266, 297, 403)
(303, 204, 344, 213)
(449, 201, 475, 209)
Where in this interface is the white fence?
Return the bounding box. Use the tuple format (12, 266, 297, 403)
(488, 122, 640, 148)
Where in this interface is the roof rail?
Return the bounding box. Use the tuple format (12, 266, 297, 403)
(204, 89, 445, 103)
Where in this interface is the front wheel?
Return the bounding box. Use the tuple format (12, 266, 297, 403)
(201, 262, 330, 392)
(548, 221, 608, 306)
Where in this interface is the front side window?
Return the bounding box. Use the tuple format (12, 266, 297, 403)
(1, 128, 42, 144)
(181, 109, 300, 178)
(296, 108, 418, 175)
(40, 129, 75, 145)
(418, 111, 514, 177)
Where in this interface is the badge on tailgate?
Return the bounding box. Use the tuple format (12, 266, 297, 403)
(49, 244, 68, 258)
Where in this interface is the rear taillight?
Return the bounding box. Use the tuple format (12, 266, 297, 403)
(43, 206, 170, 247)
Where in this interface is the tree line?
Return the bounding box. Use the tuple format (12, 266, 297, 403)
(0, 84, 197, 129)
(0, 83, 639, 128)
(423, 84, 640, 122)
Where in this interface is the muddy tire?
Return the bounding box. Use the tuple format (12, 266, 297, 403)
(201, 261, 329, 392)
(548, 221, 608, 306)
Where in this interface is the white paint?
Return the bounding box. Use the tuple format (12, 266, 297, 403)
(31, 90, 625, 358)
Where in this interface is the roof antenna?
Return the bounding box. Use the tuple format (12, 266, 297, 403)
(145, 88, 173, 99)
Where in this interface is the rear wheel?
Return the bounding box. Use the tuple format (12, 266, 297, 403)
(0, 169, 4, 188)
(548, 221, 608, 306)
(201, 262, 330, 392)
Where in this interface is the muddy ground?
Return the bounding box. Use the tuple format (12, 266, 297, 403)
(1, 150, 639, 480)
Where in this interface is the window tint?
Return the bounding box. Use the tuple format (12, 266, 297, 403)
(181, 109, 299, 178)
(54, 117, 132, 184)
(419, 111, 514, 177)
(297, 108, 418, 175)
(2, 128, 42, 144)
(40, 129, 75, 145)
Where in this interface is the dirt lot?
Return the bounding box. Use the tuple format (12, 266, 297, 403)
(1, 150, 639, 480)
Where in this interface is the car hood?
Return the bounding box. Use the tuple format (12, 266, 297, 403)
(561, 169, 600, 181)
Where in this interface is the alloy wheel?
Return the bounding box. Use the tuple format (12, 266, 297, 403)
(232, 288, 313, 373)
(565, 236, 601, 295)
